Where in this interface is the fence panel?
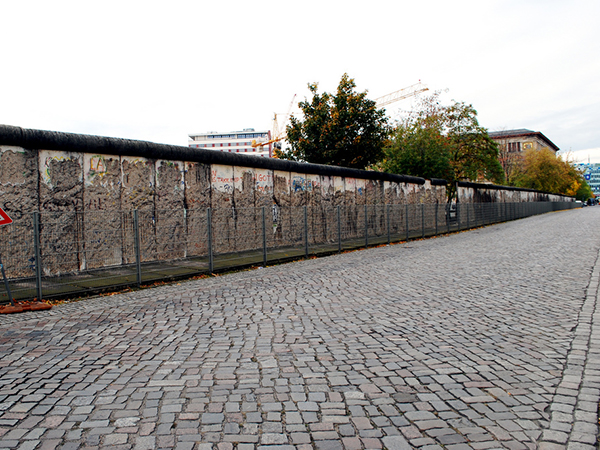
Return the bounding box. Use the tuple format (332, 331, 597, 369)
(0, 201, 579, 304)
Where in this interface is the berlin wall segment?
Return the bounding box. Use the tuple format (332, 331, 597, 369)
(0, 125, 573, 278)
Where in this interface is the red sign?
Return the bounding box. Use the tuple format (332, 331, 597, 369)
(0, 207, 12, 226)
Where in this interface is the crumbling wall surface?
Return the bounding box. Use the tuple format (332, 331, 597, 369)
(306, 174, 323, 246)
(333, 176, 344, 206)
(370, 180, 385, 237)
(290, 172, 307, 247)
(320, 175, 336, 244)
(0, 146, 38, 277)
(83, 154, 123, 269)
(254, 168, 275, 248)
(255, 168, 273, 207)
(384, 182, 402, 237)
(156, 160, 186, 260)
(211, 164, 235, 254)
(0, 125, 576, 279)
(431, 181, 447, 229)
(39, 150, 84, 275)
(184, 162, 210, 257)
(273, 171, 291, 247)
(344, 178, 358, 240)
(234, 166, 257, 252)
(121, 156, 156, 263)
(404, 183, 421, 235)
(354, 178, 367, 241)
(121, 156, 155, 211)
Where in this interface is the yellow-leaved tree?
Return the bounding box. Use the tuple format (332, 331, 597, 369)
(511, 149, 592, 200)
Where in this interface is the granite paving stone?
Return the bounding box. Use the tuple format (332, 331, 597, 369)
(0, 208, 599, 448)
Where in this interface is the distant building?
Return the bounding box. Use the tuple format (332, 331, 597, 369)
(489, 129, 560, 183)
(488, 129, 559, 155)
(575, 163, 600, 196)
(188, 129, 273, 158)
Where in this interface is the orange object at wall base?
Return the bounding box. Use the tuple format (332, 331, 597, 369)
(0, 302, 52, 314)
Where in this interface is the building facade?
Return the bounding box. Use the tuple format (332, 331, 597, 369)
(488, 129, 559, 155)
(575, 163, 600, 197)
(188, 129, 273, 158)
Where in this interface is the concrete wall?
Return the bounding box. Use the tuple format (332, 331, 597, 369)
(0, 126, 574, 276)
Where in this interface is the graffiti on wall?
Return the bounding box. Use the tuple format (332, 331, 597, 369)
(345, 177, 357, 194)
(211, 164, 234, 194)
(292, 174, 306, 193)
(121, 156, 155, 188)
(84, 154, 111, 187)
(306, 174, 320, 192)
(355, 178, 365, 196)
(39, 150, 82, 188)
(255, 168, 273, 195)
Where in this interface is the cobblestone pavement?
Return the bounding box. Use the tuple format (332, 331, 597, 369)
(1, 208, 599, 450)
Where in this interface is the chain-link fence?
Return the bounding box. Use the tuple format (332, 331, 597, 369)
(0, 201, 577, 304)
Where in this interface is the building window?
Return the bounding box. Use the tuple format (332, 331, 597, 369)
(508, 142, 521, 153)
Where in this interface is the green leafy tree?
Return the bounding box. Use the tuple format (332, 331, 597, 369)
(380, 123, 453, 181)
(511, 149, 593, 200)
(381, 92, 504, 201)
(275, 73, 390, 170)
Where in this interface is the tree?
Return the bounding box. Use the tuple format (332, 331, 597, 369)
(511, 149, 593, 200)
(380, 92, 504, 201)
(380, 122, 453, 181)
(275, 73, 390, 170)
(494, 130, 522, 183)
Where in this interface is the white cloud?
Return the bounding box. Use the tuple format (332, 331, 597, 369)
(0, 0, 598, 151)
(567, 148, 600, 164)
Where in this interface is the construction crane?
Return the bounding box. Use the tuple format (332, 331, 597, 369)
(251, 82, 426, 155)
(252, 94, 297, 151)
(374, 81, 428, 108)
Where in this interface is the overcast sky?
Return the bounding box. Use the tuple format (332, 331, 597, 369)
(1, 0, 599, 162)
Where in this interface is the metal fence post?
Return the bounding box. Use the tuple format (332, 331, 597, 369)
(262, 206, 267, 267)
(183, 208, 188, 258)
(405, 204, 409, 241)
(435, 203, 438, 236)
(304, 206, 309, 258)
(387, 204, 391, 245)
(466, 204, 470, 230)
(365, 204, 368, 248)
(457, 203, 461, 231)
(33, 212, 43, 301)
(421, 204, 425, 238)
(133, 210, 142, 288)
(337, 205, 341, 254)
(207, 208, 213, 273)
(0, 253, 13, 306)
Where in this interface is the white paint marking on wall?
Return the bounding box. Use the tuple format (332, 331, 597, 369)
(334, 176, 344, 194)
(234, 166, 253, 193)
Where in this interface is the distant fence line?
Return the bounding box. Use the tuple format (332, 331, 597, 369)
(0, 201, 578, 304)
(0, 125, 578, 302)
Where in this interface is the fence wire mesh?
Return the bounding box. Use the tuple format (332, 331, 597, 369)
(0, 201, 577, 304)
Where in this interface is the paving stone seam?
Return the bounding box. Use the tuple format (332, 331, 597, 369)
(538, 249, 600, 449)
